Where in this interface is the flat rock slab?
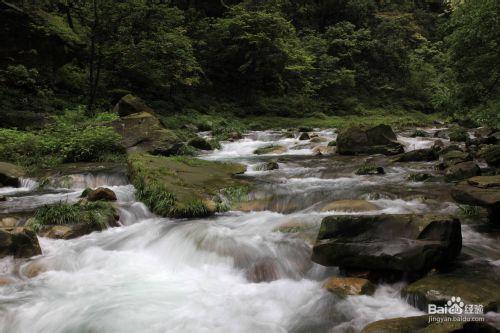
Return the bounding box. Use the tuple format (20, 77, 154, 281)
(312, 214, 462, 273)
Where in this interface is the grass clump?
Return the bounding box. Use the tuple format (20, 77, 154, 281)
(458, 204, 481, 217)
(28, 201, 115, 232)
(134, 180, 177, 217)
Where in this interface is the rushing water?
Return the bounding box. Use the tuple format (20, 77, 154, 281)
(0, 129, 497, 332)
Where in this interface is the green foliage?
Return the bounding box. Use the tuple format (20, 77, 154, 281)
(458, 204, 481, 217)
(134, 180, 177, 217)
(0, 107, 123, 170)
(28, 201, 114, 232)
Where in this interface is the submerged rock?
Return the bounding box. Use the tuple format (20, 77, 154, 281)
(355, 164, 385, 175)
(337, 124, 404, 156)
(253, 145, 288, 155)
(444, 161, 481, 182)
(451, 175, 500, 224)
(321, 200, 378, 213)
(0, 162, 24, 187)
(312, 214, 462, 275)
(0, 228, 41, 258)
(393, 148, 438, 162)
(255, 162, 279, 171)
(361, 315, 497, 333)
(323, 277, 375, 297)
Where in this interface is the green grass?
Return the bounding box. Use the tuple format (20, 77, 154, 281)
(27, 201, 115, 232)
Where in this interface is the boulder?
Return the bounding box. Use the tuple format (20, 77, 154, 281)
(438, 145, 462, 155)
(324, 277, 375, 297)
(310, 136, 328, 143)
(255, 162, 279, 171)
(440, 150, 471, 169)
(361, 315, 497, 333)
(312, 146, 335, 156)
(298, 132, 310, 140)
(112, 94, 154, 117)
(478, 144, 500, 167)
(253, 145, 288, 155)
(407, 173, 432, 182)
(0, 162, 24, 187)
(0, 228, 41, 258)
(321, 200, 378, 212)
(451, 175, 500, 224)
(393, 148, 438, 162)
(402, 262, 500, 313)
(83, 187, 117, 201)
(355, 165, 385, 175)
(188, 137, 213, 150)
(108, 112, 183, 156)
(444, 161, 481, 182)
(312, 214, 462, 274)
(337, 124, 404, 155)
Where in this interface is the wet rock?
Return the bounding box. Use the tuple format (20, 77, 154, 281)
(253, 145, 288, 155)
(228, 131, 243, 141)
(402, 262, 500, 313)
(0, 228, 41, 258)
(474, 126, 496, 139)
(0, 217, 18, 228)
(439, 145, 463, 156)
(0, 277, 14, 285)
(312, 214, 462, 275)
(188, 137, 213, 150)
(451, 175, 500, 224)
(245, 258, 280, 282)
(22, 261, 45, 278)
(410, 129, 429, 138)
(434, 130, 449, 139)
(312, 146, 335, 156)
(112, 94, 154, 117)
(393, 148, 438, 162)
(431, 140, 445, 151)
(0, 162, 24, 187)
(255, 162, 279, 171)
(108, 111, 183, 156)
(478, 145, 500, 167)
(337, 124, 404, 155)
(323, 277, 375, 297)
(83, 187, 117, 201)
(321, 200, 378, 213)
(440, 150, 472, 169)
(444, 161, 481, 182)
(361, 315, 497, 333)
(298, 132, 310, 140)
(355, 164, 385, 175)
(407, 173, 432, 182)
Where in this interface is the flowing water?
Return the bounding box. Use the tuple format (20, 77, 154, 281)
(0, 129, 498, 332)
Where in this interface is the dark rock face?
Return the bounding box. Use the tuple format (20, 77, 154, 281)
(83, 187, 117, 202)
(188, 137, 213, 150)
(451, 176, 500, 224)
(0, 228, 41, 258)
(312, 214, 462, 274)
(0, 162, 25, 187)
(361, 315, 498, 333)
(298, 132, 310, 140)
(393, 148, 438, 162)
(478, 144, 500, 167)
(255, 162, 279, 171)
(444, 161, 481, 182)
(112, 94, 154, 117)
(337, 124, 404, 156)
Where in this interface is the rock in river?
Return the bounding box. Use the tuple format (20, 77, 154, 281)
(0, 162, 24, 187)
(311, 214, 462, 275)
(324, 277, 375, 297)
(321, 200, 378, 212)
(82, 187, 117, 202)
(444, 161, 481, 182)
(337, 124, 404, 156)
(451, 175, 500, 224)
(0, 227, 41, 258)
(393, 148, 438, 162)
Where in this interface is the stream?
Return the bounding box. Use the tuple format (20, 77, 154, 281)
(0, 129, 499, 332)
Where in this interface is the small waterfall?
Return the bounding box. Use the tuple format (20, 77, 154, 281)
(49, 172, 128, 190)
(0, 178, 38, 196)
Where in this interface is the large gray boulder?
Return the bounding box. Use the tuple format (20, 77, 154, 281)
(451, 175, 500, 225)
(337, 124, 404, 155)
(312, 214, 462, 274)
(112, 94, 154, 117)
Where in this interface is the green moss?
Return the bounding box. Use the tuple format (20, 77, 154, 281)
(253, 145, 284, 155)
(128, 153, 247, 218)
(34, 10, 83, 46)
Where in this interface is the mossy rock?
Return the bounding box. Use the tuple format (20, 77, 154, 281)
(407, 173, 433, 182)
(355, 164, 385, 175)
(128, 153, 247, 218)
(0, 162, 25, 187)
(361, 315, 497, 333)
(253, 145, 288, 155)
(402, 263, 500, 313)
(188, 137, 213, 151)
(337, 124, 404, 156)
(0, 227, 41, 258)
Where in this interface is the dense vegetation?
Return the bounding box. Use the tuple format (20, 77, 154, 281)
(0, 0, 498, 130)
